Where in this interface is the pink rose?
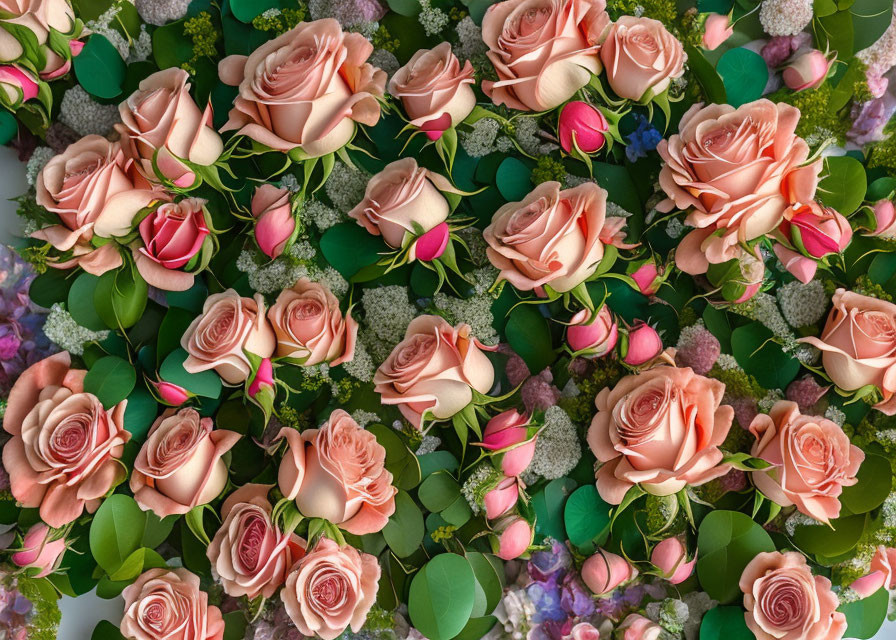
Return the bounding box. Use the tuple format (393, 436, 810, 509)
(600, 16, 685, 101)
(631, 261, 662, 295)
(348, 158, 455, 250)
(558, 101, 609, 154)
(277, 409, 396, 535)
(622, 321, 663, 366)
(659, 100, 822, 275)
(618, 614, 662, 640)
(281, 537, 379, 640)
(702, 13, 733, 50)
(116, 68, 223, 187)
(650, 536, 695, 585)
(778, 201, 852, 259)
(564, 622, 602, 640)
(587, 365, 734, 503)
(412, 221, 451, 262)
(181, 290, 276, 384)
(219, 19, 385, 157)
(388, 42, 475, 139)
(120, 568, 225, 640)
(484, 181, 629, 293)
(268, 278, 358, 366)
(136, 197, 211, 292)
(248, 357, 274, 398)
(130, 408, 241, 517)
(850, 546, 896, 597)
(207, 484, 306, 599)
(492, 515, 534, 560)
(2, 352, 129, 528)
(251, 184, 295, 259)
(484, 476, 520, 519)
(799, 289, 896, 414)
(740, 551, 847, 640)
(373, 315, 495, 429)
(869, 199, 896, 237)
(783, 50, 833, 91)
(0, 65, 37, 106)
(581, 548, 637, 595)
(479, 409, 537, 476)
(11, 523, 66, 578)
(481, 0, 610, 111)
(749, 401, 863, 523)
(568, 306, 618, 357)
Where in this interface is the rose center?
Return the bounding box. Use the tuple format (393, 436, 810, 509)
(760, 577, 808, 630)
(396, 335, 436, 368)
(51, 418, 89, 461)
(311, 573, 348, 608)
(293, 300, 324, 320)
(237, 515, 267, 572)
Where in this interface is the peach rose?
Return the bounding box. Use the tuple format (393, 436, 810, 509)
(373, 315, 496, 429)
(658, 100, 822, 274)
(277, 409, 396, 535)
(181, 290, 276, 384)
(116, 68, 223, 188)
(348, 158, 455, 249)
(749, 401, 863, 524)
(218, 19, 386, 158)
(851, 546, 896, 597)
(207, 484, 306, 599)
(130, 408, 241, 517)
(121, 568, 225, 640)
(135, 198, 211, 292)
(587, 364, 734, 503)
(388, 42, 475, 138)
(739, 551, 847, 640)
(581, 548, 637, 595)
(2, 352, 129, 528)
(799, 289, 896, 414)
(281, 537, 380, 640)
(268, 278, 358, 366)
(485, 181, 631, 293)
(481, 0, 610, 111)
(600, 17, 684, 101)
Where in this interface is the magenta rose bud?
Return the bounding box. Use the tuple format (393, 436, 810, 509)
(492, 516, 533, 560)
(567, 306, 619, 357)
(558, 101, 608, 154)
(631, 261, 662, 295)
(252, 184, 295, 259)
(412, 221, 450, 262)
(783, 50, 833, 91)
(623, 321, 663, 366)
(480, 409, 536, 476)
(484, 476, 519, 520)
(248, 358, 274, 397)
(0, 65, 38, 104)
(650, 537, 696, 584)
(12, 524, 66, 578)
(152, 380, 191, 406)
(702, 13, 733, 50)
(783, 202, 852, 258)
(581, 548, 637, 595)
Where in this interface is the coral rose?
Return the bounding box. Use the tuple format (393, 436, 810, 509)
(739, 551, 847, 640)
(136, 197, 211, 292)
(587, 364, 734, 503)
(373, 315, 496, 429)
(600, 16, 685, 101)
(481, 0, 610, 111)
(2, 352, 129, 528)
(130, 408, 241, 517)
(280, 537, 380, 640)
(218, 19, 386, 157)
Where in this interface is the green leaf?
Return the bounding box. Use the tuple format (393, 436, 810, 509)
(230, 0, 280, 22)
(496, 157, 531, 202)
(418, 472, 462, 512)
(467, 552, 504, 618)
(29, 268, 73, 308)
(851, 0, 893, 50)
(159, 348, 223, 399)
(106, 547, 167, 582)
(696, 510, 775, 603)
(408, 554, 477, 640)
(840, 452, 892, 514)
(67, 273, 107, 331)
(0, 110, 16, 145)
(564, 485, 611, 548)
(838, 587, 889, 639)
(95, 263, 149, 330)
(505, 305, 555, 374)
(731, 323, 800, 389)
(792, 513, 868, 556)
(817, 155, 867, 215)
(91, 620, 126, 640)
(716, 48, 768, 108)
(223, 611, 249, 640)
(74, 34, 125, 99)
(367, 423, 421, 490)
(319, 222, 385, 279)
(699, 605, 753, 640)
(89, 495, 147, 575)
(684, 45, 727, 104)
(532, 477, 576, 542)
(122, 385, 158, 441)
(84, 356, 137, 409)
(382, 491, 425, 558)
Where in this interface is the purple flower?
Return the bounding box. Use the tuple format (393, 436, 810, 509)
(849, 94, 896, 146)
(560, 573, 595, 618)
(528, 540, 572, 583)
(526, 582, 566, 623)
(625, 114, 662, 162)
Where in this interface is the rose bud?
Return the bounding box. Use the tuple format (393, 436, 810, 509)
(622, 321, 663, 366)
(484, 476, 520, 520)
(0, 65, 38, 106)
(783, 50, 833, 91)
(781, 201, 852, 259)
(248, 358, 274, 398)
(479, 409, 537, 476)
(774, 243, 818, 284)
(631, 261, 664, 295)
(650, 537, 696, 584)
(850, 547, 896, 597)
(618, 614, 662, 640)
(491, 515, 533, 560)
(252, 184, 296, 259)
(567, 306, 618, 357)
(869, 199, 896, 237)
(135, 198, 211, 292)
(558, 101, 609, 154)
(565, 622, 602, 640)
(706, 246, 765, 303)
(151, 380, 191, 406)
(12, 524, 66, 578)
(702, 13, 733, 50)
(410, 221, 450, 262)
(581, 549, 637, 595)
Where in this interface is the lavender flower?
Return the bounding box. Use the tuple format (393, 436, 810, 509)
(848, 94, 896, 146)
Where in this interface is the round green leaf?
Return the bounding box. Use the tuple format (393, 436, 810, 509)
(838, 587, 889, 639)
(418, 472, 462, 513)
(92, 620, 126, 640)
(466, 552, 504, 618)
(505, 305, 555, 374)
(159, 348, 223, 399)
(408, 554, 477, 640)
(716, 48, 768, 108)
(841, 452, 892, 514)
(696, 510, 775, 603)
(29, 269, 73, 308)
(320, 222, 385, 279)
(68, 273, 108, 331)
(532, 477, 576, 542)
(95, 265, 149, 330)
(89, 494, 146, 575)
(382, 491, 425, 558)
(817, 155, 867, 216)
(367, 423, 421, 490)
(230, 0, 280, 22)
(564, 485, 611, 547)
(74, 34, 126, 99)
(731, 323, 800, 390)
(496, 157, 531, 202)
(122, 385, 159, 442)
(792, 513, 868, 557)
(699, 605, 753, 640)
(84, 356, 137, 409)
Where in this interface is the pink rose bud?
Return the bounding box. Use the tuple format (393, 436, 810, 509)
(480, 409, 536, 477)
(850, 570, 888, 598)
(412, 221, 450, 262)
(702, 14, 733, 50)
(773, 244, 818, 284)
(567, 306, 619, 357)
(484, 476, 520, 519)
(492, 516, 533, 560)
(69, 40, 85, 56)
(565, 622, 602, 640)
(783, 202, 852, 258)
(581, 548, 637, 595)
(623, 322, 663, 366)
(12, 524, 66, 578)
(619, 614, 662, 640)
(558, 101, 609, 154)
(252, 184, 296, 259)
(783, 50, 833, 91)
(650, 537, 696, 584)
(152, 380, 191, 406)
(249, 358, 274, 397)
(869, 546, 896, 589)
(631, 261, 662, 295)
(0, 65, 38, 103)
(870, 200, 896, 237)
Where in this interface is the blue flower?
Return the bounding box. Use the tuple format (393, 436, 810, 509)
(625, 114, 663, 162)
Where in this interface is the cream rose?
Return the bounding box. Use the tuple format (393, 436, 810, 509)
(374, 315, 496, 429)
(481, 0, 610, 111)
(277, 409, 396, 535)
(2, 352, 129, 528)
(267, 278, 358, 366)
(0, 0, 76, 71)
(600, 16, 685, 101)
(130, 408, 241, 517)
(280, 537, 380, 640)
(120, 568, 225, 640)
(206, 484, 306, 599)
(181, 290, 276, 384)
(586, 364, 734, 503)
(739, 551, 847, 640)
(799, 289, 896, 414)
(218, 19, 386, 157)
